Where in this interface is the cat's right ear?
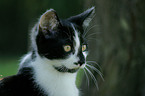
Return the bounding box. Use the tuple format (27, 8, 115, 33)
(67, 7, 95, 28)
(39, 9, 61, 34)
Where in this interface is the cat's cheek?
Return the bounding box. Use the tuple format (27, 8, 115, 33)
(62, 54, 79, 69)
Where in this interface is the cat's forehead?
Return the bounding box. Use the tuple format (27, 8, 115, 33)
(61, 20, 83, 35)
(58, 21, 84, 43)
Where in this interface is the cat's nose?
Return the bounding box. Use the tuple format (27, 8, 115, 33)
(78, 61, 85, 66)
(74, 61, 85, 66)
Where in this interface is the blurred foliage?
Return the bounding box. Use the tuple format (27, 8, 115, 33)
(0, 57, 19, 79)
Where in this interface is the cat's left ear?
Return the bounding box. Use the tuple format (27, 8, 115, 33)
(39, 9, 61, 32)
(68, 7, 95, 28)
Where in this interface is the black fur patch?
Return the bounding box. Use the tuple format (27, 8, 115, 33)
(54, 65, 79, 73)
(0, 67, 46, 96)
(36, 21, 77, 59)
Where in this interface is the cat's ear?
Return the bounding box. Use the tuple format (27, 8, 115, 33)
(39, 9, 61, 32)
(68, 7, 95, 28)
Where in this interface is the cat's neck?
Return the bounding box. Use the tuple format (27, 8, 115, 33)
(27, 54, 79, 96)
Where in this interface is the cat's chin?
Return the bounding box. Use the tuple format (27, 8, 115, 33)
(53, 65, 80, 73)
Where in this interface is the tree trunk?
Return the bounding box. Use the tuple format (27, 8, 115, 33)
(81, 0, 145, 96)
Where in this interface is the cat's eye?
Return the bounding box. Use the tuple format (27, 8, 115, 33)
(82, 45, 87, 52)
(64, 45, 71, 52)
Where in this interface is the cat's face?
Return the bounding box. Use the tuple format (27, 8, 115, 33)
(34, 7, 95, 73)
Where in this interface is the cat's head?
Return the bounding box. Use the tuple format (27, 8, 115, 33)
(32, 7, 95, 73)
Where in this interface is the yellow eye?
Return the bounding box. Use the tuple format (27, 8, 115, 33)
(82, 45, 87, 52)
(64, 45, 71, 52)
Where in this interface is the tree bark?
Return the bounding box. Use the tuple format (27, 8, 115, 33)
(81, 0, 145, 96)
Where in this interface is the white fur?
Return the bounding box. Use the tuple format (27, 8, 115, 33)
(31, 23, 39, 51)
(19, 23, 88, 96)
(31, 55, 79, 96)
(71, 24, 80, 56)
(74, 30, 80, 56)
(29, 26, 82, 96)
(19, 52, 32, 69)
(81, 52, 88, 68)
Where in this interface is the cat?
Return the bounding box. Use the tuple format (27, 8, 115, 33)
(0, 7, 95, 96)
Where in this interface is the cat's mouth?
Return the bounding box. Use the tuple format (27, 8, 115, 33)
(53, 65, 79, 73)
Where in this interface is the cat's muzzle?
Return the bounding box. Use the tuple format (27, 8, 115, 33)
(74, 61, 85, 66)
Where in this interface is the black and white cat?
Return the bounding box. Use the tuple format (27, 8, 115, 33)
(0, 7, 95, 96)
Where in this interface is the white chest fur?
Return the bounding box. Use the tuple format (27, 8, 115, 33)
(31, 56, 79, 96)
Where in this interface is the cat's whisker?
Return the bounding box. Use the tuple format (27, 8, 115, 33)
(86, 64, 104, 81)
(57, 66, 64, 72)
(83, 68, 90, 87)
(87, 37, 99, 41)
(61, 67, 65, 72)
(83, 24, 98, 38)
(84, 66, 99, 90)
(65, 67, 69, 72)
(87, 61, 102, 70)
(85, 32, 101, 39)
(86, 62, 102, 73)
(84, 13, 96, 33)
(87, 38, 100, 42)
